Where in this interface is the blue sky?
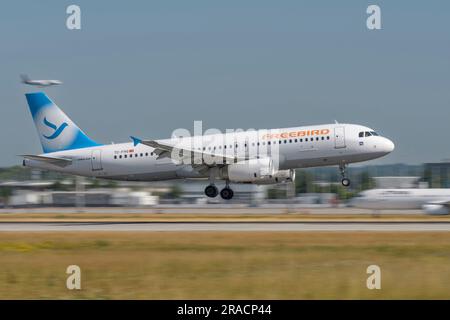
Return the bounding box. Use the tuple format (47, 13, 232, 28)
(1, 1, 449, 166)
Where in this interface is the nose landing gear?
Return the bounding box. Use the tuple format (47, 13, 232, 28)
(341, 178, 350, 187)
(339, 163, 351, 187)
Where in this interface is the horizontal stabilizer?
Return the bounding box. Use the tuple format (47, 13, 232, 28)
(20, 154, 72, 167)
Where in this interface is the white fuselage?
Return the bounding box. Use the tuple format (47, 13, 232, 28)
(24, 123, 394, 183)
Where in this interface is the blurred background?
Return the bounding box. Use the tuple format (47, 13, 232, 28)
(1, 161, 448, 208)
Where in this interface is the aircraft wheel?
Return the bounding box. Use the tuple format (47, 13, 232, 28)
(204, 185, 219, 198)
(220, 187, 234, 200)
(341, 178, 351, 187)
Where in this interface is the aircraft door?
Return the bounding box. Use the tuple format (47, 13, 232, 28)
(236, 136, 247, 161)
(91, 149, 103, 171)
(334, 127, 346, 149)
(244, 137, 249, 160)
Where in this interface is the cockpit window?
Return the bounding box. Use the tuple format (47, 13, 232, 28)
(360, 131, 379, 138)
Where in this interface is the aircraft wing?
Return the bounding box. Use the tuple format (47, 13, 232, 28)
(20, 154, 72, 167)
(130, 136, 245, 170)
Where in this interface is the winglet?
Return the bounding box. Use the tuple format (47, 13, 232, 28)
(130, 136, 142, 146)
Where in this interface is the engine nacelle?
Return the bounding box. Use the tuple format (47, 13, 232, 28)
(422, 204, 449, 215)
(220, 158, 274, 183)
(256, 169, 296, 185)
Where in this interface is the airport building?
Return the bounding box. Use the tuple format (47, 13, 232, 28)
(372, 176, 423, 189)
(424, 162, 450, 188)
(8, 189, 159, 207)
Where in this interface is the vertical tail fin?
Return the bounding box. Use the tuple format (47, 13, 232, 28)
(25, 92, 101, 153)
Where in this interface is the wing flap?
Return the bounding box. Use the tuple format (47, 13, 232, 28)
(131, 136, 244, 167)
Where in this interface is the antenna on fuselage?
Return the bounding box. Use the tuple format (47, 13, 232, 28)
(334, 120, 339, 124)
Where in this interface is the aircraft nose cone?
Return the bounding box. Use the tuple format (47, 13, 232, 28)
(383, 138, 395, 153)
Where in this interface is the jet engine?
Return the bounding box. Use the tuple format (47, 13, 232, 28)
(422, 204, 449, 215)
(220, 158, 274, 183)
(256, 169, 296, 185)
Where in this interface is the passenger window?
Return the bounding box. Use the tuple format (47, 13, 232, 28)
(119, 155, 122, 159)
(316, 137, 319, 141)
(289, 139, 292, 143)
(279, 140, 281, 144)
(124, 155, 127, 158)
(284, 140, 287, 144)
(300, 139, 303, 142)
(114, 155, 117, 159)
(140, 153, 143, 157)
(321, 137, 324, 140)
(327, 136, 330, 140)
(145, 152, 148, 156)
(295, 139, 298, 143)
(305, 138, 308, 142)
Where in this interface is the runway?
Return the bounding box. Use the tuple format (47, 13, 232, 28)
(1, 222, 450, 232)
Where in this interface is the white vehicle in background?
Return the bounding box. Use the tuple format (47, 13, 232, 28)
(350, 188, 450, 215)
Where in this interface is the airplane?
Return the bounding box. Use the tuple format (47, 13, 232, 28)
(21, 92, 395, 200)
(20, 74, 62, 87)
(350, 188, 450, 215)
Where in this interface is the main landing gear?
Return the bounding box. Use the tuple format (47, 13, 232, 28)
(220, 181, 234, 200)
(339, 163, 351, 187)
(204, 184, 219, 198)
(204, 182, 234, 200)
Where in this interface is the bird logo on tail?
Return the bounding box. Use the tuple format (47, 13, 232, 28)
(42, 117, 69, 140)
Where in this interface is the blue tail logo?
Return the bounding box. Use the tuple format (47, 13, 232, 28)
(42, 117, 68, 140)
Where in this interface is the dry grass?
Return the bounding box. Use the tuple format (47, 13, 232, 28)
(0, 232, 450, 299)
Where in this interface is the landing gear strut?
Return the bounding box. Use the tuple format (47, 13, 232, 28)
(204, 184, 219, 198)
(339, 163, 351, 187)
(220, 181, 234, 200)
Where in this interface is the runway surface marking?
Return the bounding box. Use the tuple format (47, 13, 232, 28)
(1, 222, 450, 231)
